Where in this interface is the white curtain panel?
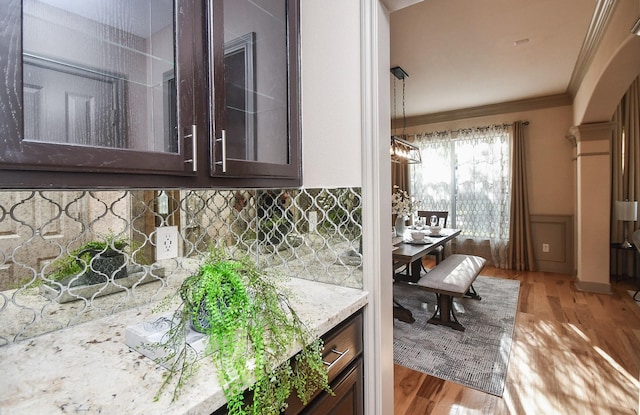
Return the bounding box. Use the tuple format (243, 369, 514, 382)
(411, 125, 512, 267)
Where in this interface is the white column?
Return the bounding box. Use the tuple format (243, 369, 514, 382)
(569, 122, 615, 293)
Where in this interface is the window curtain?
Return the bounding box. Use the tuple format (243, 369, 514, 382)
(391, 160, 410, 225)
(411, 125, 512, 267)
(611, 76, 640, 242)
(508, 121, 536, 271)
(392, 161, 410, 196)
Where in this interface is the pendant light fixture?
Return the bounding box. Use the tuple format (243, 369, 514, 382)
(390, 66, 421, 164)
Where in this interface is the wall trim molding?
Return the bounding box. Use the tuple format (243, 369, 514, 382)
(393, 93, 572, 127)
(530, 214, 574, 275)
(568, 122, 616, 142)
(577, 151, 610, 158)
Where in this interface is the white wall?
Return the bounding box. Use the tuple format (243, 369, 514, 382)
(300, 0, 363, 188)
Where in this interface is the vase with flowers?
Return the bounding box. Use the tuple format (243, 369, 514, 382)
(392, 186, 422, 237)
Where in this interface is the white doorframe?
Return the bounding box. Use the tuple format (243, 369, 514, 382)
(361, 1, 394, 414)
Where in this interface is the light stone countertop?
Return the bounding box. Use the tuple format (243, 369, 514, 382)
(0, 278, 368, 415)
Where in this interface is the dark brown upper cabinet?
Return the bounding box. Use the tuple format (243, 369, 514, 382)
(0, 0, 300, 189)
(209, 0, 301, 181)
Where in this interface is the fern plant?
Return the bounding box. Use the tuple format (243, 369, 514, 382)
(155, 247, 331, 414)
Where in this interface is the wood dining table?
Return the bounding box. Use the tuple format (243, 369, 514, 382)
(392, 228, 461, 323)
(392, 228, 462, 283)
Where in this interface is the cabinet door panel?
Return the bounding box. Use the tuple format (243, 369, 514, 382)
(0, 0, 196, 175)
(210, 0, 300, 179)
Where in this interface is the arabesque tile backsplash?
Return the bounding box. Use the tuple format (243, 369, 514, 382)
(0, 187, 362, 346)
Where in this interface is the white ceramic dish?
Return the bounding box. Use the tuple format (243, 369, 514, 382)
(410, 230, 427, 241)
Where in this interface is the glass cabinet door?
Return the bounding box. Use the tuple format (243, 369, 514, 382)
(0, 0, 197, 174)
(209, 0, 300, 179)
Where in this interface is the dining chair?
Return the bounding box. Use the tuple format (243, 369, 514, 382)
(417, 210, 449, 266)
(417, 210, 448, 228)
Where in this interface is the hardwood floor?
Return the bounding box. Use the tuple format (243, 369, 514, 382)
(394, 263, 640, 414)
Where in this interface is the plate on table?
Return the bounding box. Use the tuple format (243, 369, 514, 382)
(403, 238, 433, 245)
(428, 233, 447, 238)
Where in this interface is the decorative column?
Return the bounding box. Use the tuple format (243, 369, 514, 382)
(568, 122, 615, 293)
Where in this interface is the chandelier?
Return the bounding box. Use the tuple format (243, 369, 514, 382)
(390, 66, 421, 164)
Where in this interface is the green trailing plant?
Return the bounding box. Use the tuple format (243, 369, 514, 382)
(154, 247, 331, 414)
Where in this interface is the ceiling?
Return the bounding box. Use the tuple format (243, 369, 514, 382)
(37, 0, 173, 38)
(389, 0, 599, 120)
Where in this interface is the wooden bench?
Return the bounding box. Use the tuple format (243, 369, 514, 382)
(399, 254, 486, 331)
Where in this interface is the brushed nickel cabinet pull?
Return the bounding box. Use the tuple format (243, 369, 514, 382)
(183, 125, 197, 172)
(215, 129, 227, 173)
(322, 348, 350, 370)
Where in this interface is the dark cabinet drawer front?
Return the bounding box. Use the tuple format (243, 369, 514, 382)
(285, 310, 363, 415)
(302, 358, 364, 415)
(322, 312, 363, 384)
(213, 310, 365, 415)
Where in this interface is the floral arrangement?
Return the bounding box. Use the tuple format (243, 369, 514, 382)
(391, 187, 422, 218)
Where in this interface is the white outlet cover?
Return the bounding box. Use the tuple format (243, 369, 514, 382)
(156, 226, 179, 260)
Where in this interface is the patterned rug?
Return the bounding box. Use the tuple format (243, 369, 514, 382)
(393, 275, 520, 396)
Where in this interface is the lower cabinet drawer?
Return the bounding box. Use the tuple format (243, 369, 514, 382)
(322, 311, 364, 384)
(301, 358, 364, 415)
(285, 310, 363, 414)
(212, 309, 364, 415)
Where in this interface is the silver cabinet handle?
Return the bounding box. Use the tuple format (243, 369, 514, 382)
(216, 129, 227, 173)
(183, 125, 197, 172)
(322, 348, 350, 370)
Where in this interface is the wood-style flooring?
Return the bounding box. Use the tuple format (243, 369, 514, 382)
(394, 262, 640, 414)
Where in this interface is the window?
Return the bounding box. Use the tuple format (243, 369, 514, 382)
(411, 125, 511, 264)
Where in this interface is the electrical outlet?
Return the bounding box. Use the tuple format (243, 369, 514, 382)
(308, 211, 318, 232)
(156, 226, 179, 260)
(542, 243, 550, 253)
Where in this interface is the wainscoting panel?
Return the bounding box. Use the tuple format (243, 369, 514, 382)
(530, 215, 574, 275)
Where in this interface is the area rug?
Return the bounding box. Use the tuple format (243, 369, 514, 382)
(393, 275, 520, 396)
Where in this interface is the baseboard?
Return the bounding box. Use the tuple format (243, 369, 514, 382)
(574, 280, 612, 294)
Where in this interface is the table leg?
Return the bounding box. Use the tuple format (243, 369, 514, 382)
(411, 260, 422, 281)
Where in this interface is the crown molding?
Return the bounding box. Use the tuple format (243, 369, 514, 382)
(393, 93, 573, 128)
(567, 0, 618, 96)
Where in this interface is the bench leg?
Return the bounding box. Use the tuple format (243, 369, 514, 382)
(464, 284, 481, 300)
(428, 293, 465, 331)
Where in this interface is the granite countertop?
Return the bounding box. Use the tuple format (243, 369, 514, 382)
(0, 278, 368, 415)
